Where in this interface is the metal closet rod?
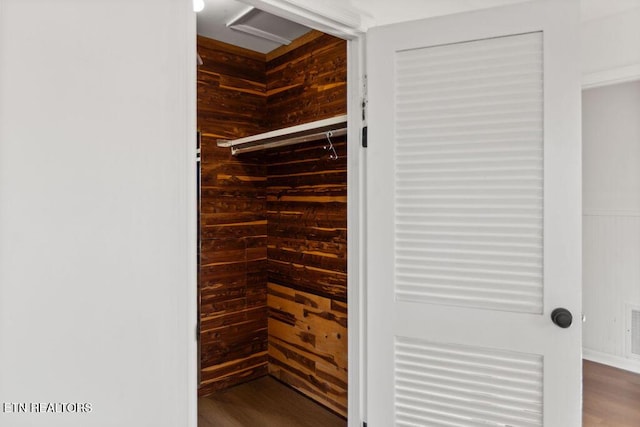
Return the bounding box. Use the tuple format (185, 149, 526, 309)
(216, 114, 348, 156)
(230, 127, 347, 155)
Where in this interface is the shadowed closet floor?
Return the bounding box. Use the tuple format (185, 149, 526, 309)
(583, 360, 640, 426)
(198, 376, 347, 427)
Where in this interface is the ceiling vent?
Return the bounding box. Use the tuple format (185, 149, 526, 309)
(227, 7, 310, 46)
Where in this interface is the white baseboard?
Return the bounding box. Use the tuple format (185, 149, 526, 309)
(583, 348, 640, 375)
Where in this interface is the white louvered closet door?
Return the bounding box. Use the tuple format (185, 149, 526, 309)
(366, 1, 582, 426)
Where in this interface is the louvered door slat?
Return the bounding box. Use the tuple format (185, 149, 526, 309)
(395, 337, 543, 427)
(394, 32, 544, 314)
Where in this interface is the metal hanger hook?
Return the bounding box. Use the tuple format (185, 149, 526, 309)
(324, 131, 338, 160)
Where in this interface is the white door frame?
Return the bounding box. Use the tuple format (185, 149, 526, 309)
(186, 5, 198, 427)
(582, 64, 640, 89)
(188, 2, 368, 426)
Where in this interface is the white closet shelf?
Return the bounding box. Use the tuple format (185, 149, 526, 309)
(217, 114, 347, 156)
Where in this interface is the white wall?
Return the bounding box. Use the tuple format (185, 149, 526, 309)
(582, 80, 640, 373)
(0, 1, 197, 426)
(581, 6, 640, 88)
(349, 0, 529, 26)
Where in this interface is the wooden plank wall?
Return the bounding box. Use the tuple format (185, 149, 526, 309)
(197, 36, 269, 397)
(265, 33, 348, 417)
(266, 32, 348, 128)
(197, 31, 348, 416)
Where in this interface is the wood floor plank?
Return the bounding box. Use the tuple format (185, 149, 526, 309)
(200, 359, 639, 426)
(198, 376, 347, 427)
(584, 360, 640, 427)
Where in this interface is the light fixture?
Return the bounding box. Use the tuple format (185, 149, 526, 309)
(193, 0, 205, 13)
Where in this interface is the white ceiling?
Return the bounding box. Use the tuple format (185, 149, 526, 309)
(581, 0, 640, 21)
(197, 0, 640, 53)
(349, 0, 640, 25)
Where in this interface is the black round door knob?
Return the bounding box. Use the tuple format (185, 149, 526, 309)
(551, 308, 573, 328)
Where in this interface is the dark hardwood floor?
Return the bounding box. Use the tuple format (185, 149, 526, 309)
(584, 360, 640, 426)
(198, 376, 347, 427)
(200, 360, 639, 426)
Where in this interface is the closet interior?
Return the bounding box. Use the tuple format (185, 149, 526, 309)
(197, 22, 348, 423)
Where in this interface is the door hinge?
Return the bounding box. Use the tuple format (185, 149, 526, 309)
(361, 74, 368, 123)
(361, 73, 368, 148)
(361, 98, 367, 122)
(196, 321, 200, 341)
(196, 131, 202, 163)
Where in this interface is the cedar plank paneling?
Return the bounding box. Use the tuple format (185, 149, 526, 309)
(199, 353, 269, 397)
(266, 34, 347, 129)
(264, 32, 348, 417)
(267, 283, 348, 416)
(198, 31, 348, 417)
(266, 137, 348, 304)
(198, 35, 268, 397)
